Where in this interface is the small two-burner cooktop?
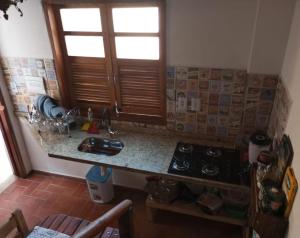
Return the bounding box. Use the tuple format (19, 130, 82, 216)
(168, 142, 241, 185)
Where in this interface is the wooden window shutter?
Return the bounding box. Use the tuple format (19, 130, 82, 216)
(67, 57, 114, 115)
(108, 2, 166, 124)
(43, 1, 166, 124)
(114, 60, 165, 123)
(44, 4, 115, 116)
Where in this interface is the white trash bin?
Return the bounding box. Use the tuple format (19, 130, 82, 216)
(86, 166, 114, 203)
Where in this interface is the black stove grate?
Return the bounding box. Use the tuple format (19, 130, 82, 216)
(168, 142, 241, 185)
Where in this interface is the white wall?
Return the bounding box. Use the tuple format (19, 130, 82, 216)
(0, 0, 294, 73)
(280, 1, 300, 236)
(0, 0, 52, 58)
(166, 0, 256, 69)
(247, 0, 295, 74)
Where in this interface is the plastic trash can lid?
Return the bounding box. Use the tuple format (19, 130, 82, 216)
(86, 166, 112, 183)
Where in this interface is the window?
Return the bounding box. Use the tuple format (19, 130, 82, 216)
(43, 1, 166, 124)
(64, 36, 105, 57)
(60, 8, 102, 32)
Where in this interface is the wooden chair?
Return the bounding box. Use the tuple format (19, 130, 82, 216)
(0, 209, 29, 238)
(0, 199, 133, 238)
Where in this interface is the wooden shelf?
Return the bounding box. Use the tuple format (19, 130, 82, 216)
(250, 165, 288, 238)
(146, 196, 247, 227)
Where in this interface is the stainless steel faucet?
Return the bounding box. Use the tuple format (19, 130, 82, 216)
(101, 107, 118, 136)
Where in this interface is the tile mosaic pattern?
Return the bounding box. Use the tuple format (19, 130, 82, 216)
(167, 66, 279, 141)
(268, 78, 292, 138)
(242, 74, 278, 136)
(1, 57, 279, 141)
(1, 57, 60, 113)
(167, 66, 248, 141)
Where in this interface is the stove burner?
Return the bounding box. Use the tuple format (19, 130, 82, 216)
(174, 153, 188, 161)
(168, 142, 241, 185)
(178, 143, 193, 153)
(201, 164, 220, 177)
(206, 147, 222, 158)
(173, 160, 190, 171)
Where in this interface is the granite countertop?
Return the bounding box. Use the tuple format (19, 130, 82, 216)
(32, 122, 249, 191)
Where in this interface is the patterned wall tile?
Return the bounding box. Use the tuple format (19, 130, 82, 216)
(209, 80, 221, 93)
(209, 93, 219, 105)
(208, 105, 218, 114)
(199, 80, 209, 90)
(217, 126, 228, 137)
(2, 58, 279, 142)
(199, 68, 210, 80)
(211, 69, 222, 80)
(187, 91, 199, 112)
(187, 78, 199, 91)
(1, 57, 61, 113)
(167, 78, 175, 89)
(187, 67, 199, 80)
(242, 74, 279, 136)
(176, 78, 187, 90)
(176, 66, 188, 80)
(167, 65, 253, 142)
(268, 78, 292, 138)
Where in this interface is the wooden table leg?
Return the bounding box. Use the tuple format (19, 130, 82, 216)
(146, 207, 157, 222)
(242, 226, 250, 238)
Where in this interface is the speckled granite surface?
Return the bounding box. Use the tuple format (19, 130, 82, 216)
(28, 122, 248, 191)
(43, 129, 177, 175)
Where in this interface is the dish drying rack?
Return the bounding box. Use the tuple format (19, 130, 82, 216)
(27, 105, 80, 137)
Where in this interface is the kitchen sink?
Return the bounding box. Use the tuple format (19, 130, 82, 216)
(78, 137, 124, 156)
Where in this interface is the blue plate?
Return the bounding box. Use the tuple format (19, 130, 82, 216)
(50, 106, 66, 119)
(43, 97, 56, 118)
(38, 95, 48, 113)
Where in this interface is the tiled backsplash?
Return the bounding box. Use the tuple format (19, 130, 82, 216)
(1, 57, 60, 112)
(1, 57, 281, 142)
(166, 66, 278, 142)
(243, 74, 278, 134)
(268, 78, 292, 139)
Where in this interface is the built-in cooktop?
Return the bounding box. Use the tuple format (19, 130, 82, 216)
(168, 142, 241, 185)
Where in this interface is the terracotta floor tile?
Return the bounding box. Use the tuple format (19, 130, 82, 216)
(46, 184, 75, 195)
(31, 189, 53, 200)
(23, 182, 40, 196)
(3, 184, 26, 194)
(0, 208, 11, 223)
(36, 181, 52, 191)
(15, 195, 45, 208)
(14, 179, 34, 187)
(26, 174, 49, 182)
(0, 198, 17, 211)
(35, 207, 59, 219)
(0, 173, 242, 238)
(56, 177, 82, 189)
(26, 215, 43, 230)
(72, 183, 90, 199)
(1, 190, 24, 201)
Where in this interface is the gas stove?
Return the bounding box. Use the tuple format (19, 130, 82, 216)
(168, 142, 241, 185)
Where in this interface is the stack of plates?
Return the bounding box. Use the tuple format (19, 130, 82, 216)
(35, 95, 66, 119)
